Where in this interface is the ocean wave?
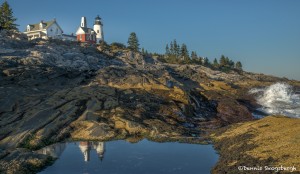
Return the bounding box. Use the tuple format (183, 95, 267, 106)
(249, 83, 300, 118)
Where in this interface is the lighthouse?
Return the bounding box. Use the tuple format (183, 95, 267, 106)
(93, 142, 105, 161)
(93, 15, 104, 43)
(79, 142, 91, 162)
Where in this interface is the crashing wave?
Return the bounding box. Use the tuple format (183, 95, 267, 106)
(249, 83, 300, 118)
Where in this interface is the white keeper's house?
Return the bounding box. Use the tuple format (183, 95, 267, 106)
(24, 19, 76, 41)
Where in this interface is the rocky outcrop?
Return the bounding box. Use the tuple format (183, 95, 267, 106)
(1, 31, 299, 173)
(0, 148, 53, 174)
(210, 116, 300, 173)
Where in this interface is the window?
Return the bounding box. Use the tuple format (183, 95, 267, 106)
(97, 30, 99, 33)
(80, 35, 82, 40)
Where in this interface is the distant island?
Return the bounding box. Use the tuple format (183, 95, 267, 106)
(1, 1, 300, 174)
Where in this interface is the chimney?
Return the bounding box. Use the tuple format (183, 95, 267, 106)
(81, 17, 87, 28)
(40, 20, 44, 29)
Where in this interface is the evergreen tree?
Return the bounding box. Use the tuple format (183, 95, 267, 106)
(229, 60, 235, 68)
(203, 57, 210, 66)
(173, 39, 180, 57)
(198, 57, 203, 65)
(219, 55, 227, 67)
(176, 44, 180, 58)
(127, 32, 140, 52)
(225, 57, 230, 66)
(235, 61, 243, 70)
(141, 48, 145, 55)
(170, 41, 174, 55)
(165, 44, 170, 56)
(191, 51, 198, 61)
(0, 1, 18, 31)
(213, 58, 219, 68)
(180, 43, 189, 62)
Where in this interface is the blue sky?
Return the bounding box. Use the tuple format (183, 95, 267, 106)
(5, 0, 300, 80)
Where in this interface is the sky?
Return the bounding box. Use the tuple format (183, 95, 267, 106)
(5, 0, 300, 80)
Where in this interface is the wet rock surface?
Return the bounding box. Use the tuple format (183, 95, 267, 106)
(1, 31, 300, 173)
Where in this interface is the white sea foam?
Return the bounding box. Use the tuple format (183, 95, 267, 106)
(249, 83, 300, 118)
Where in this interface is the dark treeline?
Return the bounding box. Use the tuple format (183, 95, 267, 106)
(158, 39, 243, 71)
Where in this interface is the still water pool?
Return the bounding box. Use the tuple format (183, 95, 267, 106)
(38, 139, 218, 174)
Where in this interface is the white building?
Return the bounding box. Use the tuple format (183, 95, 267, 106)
(78, 141, 106, 162)
(24, 19, 76, 41)
(60, 33, 77, 41)
(79, 141, 91, 162)
(76, 17, 97, 43)
(76, 15, 104, 43)
(93, 15, 104, 43)
(93, 142, 105, 160)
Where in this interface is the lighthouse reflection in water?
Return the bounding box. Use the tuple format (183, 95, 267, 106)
(36, 141, 105, 162)
(38, 140, 218, 174)
(79, 141, 105, 161)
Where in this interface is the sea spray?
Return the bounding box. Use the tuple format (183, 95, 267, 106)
(249, 83, 300, 118)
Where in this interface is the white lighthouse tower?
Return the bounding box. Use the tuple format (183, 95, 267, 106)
(93, 15, 104, 43)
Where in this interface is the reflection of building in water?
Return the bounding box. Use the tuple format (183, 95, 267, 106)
(37, 143, 66, 158)
(79, 142, 91, 162)
(79, 141, 105, 162)
(93, 142, 105, 161)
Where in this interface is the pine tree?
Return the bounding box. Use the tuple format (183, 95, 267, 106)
(0, 1, 18, 31)
(191, 51, 198, 61)
(176, 45, 180, 58)
(198, 57, 203, 65)
(173, 39, 180, 58)
(213, 58, 219, 68)
(219, 55, 227, 67)
(165, 44, 170, 56)
(235, 61, 243, 70)
(203, 57, 210, 66)
(180, 43, 189, 62)
(141, 48, 145, 55)
(229, 60, 235, 68)
(225, 57, 230, 66)
(191, 51, 201, 64)
(170, 41, 174, 55)
(127, 32, 140, 52)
